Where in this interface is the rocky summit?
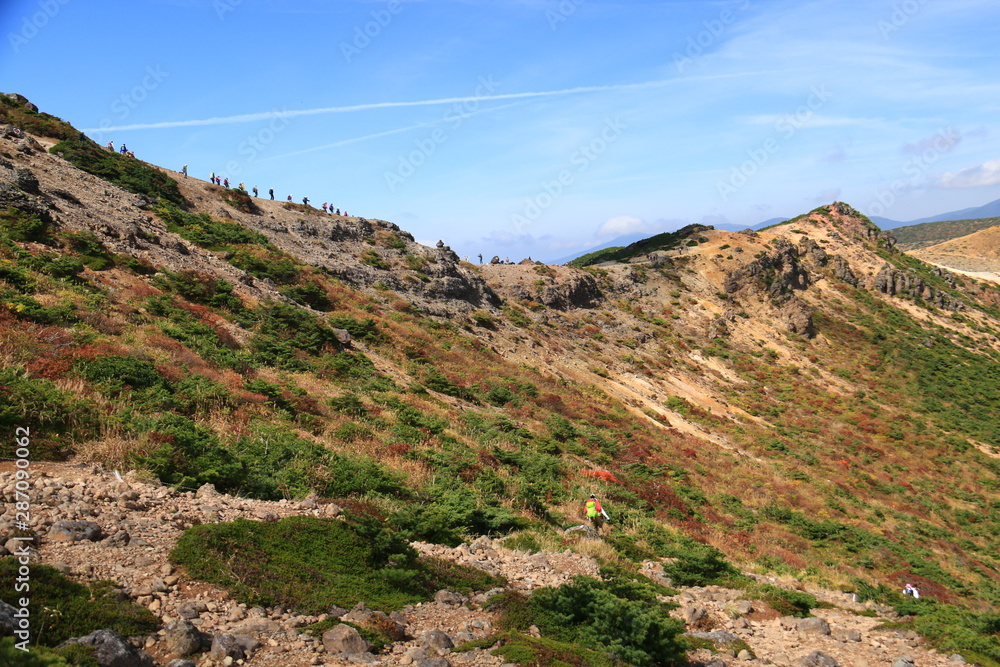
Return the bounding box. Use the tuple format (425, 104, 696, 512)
(1, 94, 1000, 666)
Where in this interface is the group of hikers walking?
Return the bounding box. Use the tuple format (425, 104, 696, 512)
(204, 173, 348, 216)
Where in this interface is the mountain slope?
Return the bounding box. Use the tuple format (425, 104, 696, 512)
(4, 95, 1000, 664)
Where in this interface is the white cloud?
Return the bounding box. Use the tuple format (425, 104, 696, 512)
(814, 188, 842, 202)
(596, 215, 652, 238)
(934, 160, 1000, 188)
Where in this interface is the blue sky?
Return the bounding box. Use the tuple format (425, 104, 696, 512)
(2, 0, 998, 262)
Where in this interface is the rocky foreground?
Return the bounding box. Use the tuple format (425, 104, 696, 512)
(0, 465, 975, 667)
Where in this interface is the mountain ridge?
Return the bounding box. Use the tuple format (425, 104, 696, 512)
(3, 94, 1000, 666)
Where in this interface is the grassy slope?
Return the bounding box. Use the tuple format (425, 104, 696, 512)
(3, 96, 1000, 661)
(891, 216, 1000, 251)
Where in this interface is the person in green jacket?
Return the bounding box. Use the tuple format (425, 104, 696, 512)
(585, 494, 608, 533)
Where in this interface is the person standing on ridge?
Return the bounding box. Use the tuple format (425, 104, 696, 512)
(287, 195, 293, 202)
(268, 188, 274, 200)
(478, 253, 483, 264)
(252, 185, 258, 197)
(223, 177, 230, 188)
(182, 164, 188, 178)
(302, 197, 309, 206)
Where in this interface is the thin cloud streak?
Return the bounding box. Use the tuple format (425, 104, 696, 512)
(258, 101, 525, 163)
(82, 69, 808, 133)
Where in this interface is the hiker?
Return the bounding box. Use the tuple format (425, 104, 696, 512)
(478, 253, 483, 264)
(215, 176, 221, 186)
(302, 196, 309, 206)
(335, 208, 340, 215)
(322, 203, 328, 212)
(120, 144, 127, 154)
(223, 178, 230, 188)
(287, 195, 293, 202)
(252, 185, 258, 197)
(238, 182, 245, 192)
(182, 164, 188, 178)
(107, 141, 114, 151)
(268, 188, 274, 200)
(903, 583, 921, 598)
(585, 494, 609, 532)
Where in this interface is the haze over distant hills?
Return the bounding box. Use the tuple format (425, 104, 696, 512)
(872, 197, 1000, 229)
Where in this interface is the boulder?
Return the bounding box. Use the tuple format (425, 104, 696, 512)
(434, 590, 467, 606)
(48, 520, 103, 542)
(341, 601, 374, 624)
(208, 634, 247, 661)
(797, 651, 839, 667)
(892, 659, 916, 667)
(176, 600, 207, 619)
(421, 628, 454, 651)
(322, 624, 373, 654)
(57, 630, 154, 667)
(166, 661, 196, 667)
(680, 605, 707, 624)
(163, 620, 202, 657)
(796, 616, 831, 636)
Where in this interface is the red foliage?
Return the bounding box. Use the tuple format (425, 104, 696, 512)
(581, 470, 619, 482)
(383, 442, 411, 457)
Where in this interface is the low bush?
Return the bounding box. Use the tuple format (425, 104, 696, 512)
(169, 516, 503, 614)
(0, 559, 157, 648)
(0, 206, 49, 241)
(50, 138, 185, 207)
(495, 575, 686, 666)
(76, 355, 164, 394)
(0, 367, 98, 460)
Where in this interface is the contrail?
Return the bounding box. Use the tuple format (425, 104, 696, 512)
(257, 101, 525, 163)
(80, 71, 796, 133)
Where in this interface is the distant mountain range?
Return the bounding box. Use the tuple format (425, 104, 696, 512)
(872, 197, 1000, 229)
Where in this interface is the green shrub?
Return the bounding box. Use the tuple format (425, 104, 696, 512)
(152, 270, 243, 311)
(327, 314, 382, 343)
(43, 256, 84, 279)
(499, 575, 686, 666)
(64, 231, 114, 270)
(280, 280, 333, 311)
(50, 138, 185, 207)
(77, 356, 164, 393)
(129, 413, 245, 491)
(156, 204, 268, 249)
(361, 250, 389, 270)
(229, 248, 300, 284)
(0, 206, 48, 241)
(170, 516, 501, 614)
(249, 302, 345, 368)
(0, 560, 157, 648)
(0, 95, 79, 140)
(222, 188, 258, 213)
(0, 368, 98, 460)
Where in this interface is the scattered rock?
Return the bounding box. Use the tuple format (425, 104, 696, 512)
(796, 616, 831, 636)
(57, 630, 154, 667)
(208, 634, 247, 661)
(48, 520, 104, 542)
(163, 620, 202, 657)
(323, 624, 374, 654)
(797, 650, 839, 667)
(421, 628, 455, 651)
